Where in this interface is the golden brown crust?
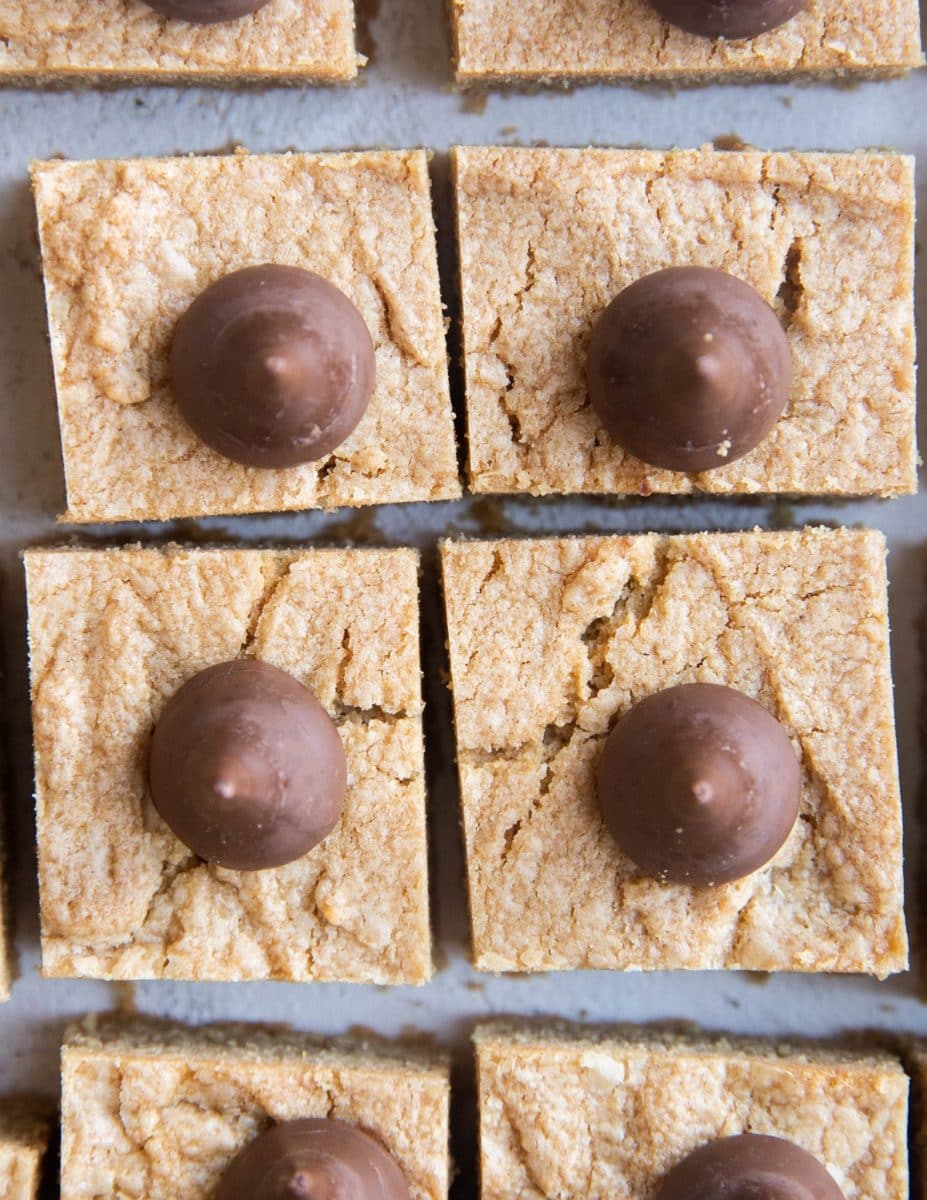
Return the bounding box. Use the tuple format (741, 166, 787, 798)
(61, 1016, 450, 1200)
(453, 145, 917, 498)
(451, 0, 923, 83)
(474, 1023, 908, 1200)
(0, 0, 361, 83)
(26, 544, 433, 984)
(441, 528, 906, 977)
(31, 150, 460, 522)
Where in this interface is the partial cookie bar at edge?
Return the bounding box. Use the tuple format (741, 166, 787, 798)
(25, 544, 432, 984)
(451, 0, 923, 84)
(453, 145, 917, 498)
(31, 149, 460, 522)
(440, 528, 907, 977)
(60, 1016, 450, 1200)
(0, 1100, 51, 1200)
(474, 1023, 908, 1200)
(0, 0, 361, 85)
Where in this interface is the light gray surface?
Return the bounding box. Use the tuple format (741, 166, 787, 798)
(0, 0, 925, 1184)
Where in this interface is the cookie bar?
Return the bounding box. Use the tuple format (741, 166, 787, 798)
(0, 0, 361, 85)
(474, 1024, 908, 1200)
(61, 1017, 450, 1200)
(25, 544, 432, 984)
(451, 0, 923, 84)
(453, 145, 916, 498)
(0, 1101, 50, 1200)
(31, 149, 460, 522)
(440, 528, 906, 976)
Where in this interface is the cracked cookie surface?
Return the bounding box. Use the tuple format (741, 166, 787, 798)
(61, 1018, 449, 1200)
(31, 150, 459, 522)
(0, 0, 360, 83)
(451, 0, 923, 83)
(453, 146, 916, 498)
(474, 1025, 908, 1200)
(25, 545, 432, 984)
(441, 528, 906, 976)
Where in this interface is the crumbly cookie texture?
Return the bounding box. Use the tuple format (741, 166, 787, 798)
(0, 1100, 51, 1200)
(31, 150, 459, 522)
(474, 1024, 908, 1200)
(25, 545, 432, 984)
(61, 1017, 450, 1200)
(0, 0, 360, 84)
(451, 0, 923, 83)
(440, 528, 906, 977)
(453, 146, 916, 498)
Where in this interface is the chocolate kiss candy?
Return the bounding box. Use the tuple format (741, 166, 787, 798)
(171, 264, 375, 467)
(215, 1118, 411, 1200)
(149, 659, 346, 870)
(650, 0, 807, 39)
(656, 1134, 846, 1200)
(587, 266, 791, 472)
(144, 0, 272, 23)
(596, 682, 800, 885)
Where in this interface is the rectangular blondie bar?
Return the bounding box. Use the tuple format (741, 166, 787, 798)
(31, 150, 459, 522)
(61, 1017, 450, 1200)
(441, 528, 906, 976)
(453, 145, 916, 498)
(451, 0, 923, 84)
(25, 544, 432, 984)
(475, 1024, 908, 1200)
(1, 0, 361, 84)
(0, 1101, 50, 1200)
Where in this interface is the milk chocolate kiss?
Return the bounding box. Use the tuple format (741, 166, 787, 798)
(656, 1134, 846, 1200)
(171, 264, 375, 467)
(596, 683, 800, 885)
(149, 660, 346, 871)
(144, 0, 271, 22)
(215, 1119, 411, 1200)
(587, 266, 791, 472)
(650, 0, 807, 38)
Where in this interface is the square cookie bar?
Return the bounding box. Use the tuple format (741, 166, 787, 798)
(441, 528, 906, 976)
(453, 145, 916, 498)
(31, 149, 459, 522)
(451, 0, 923, 85)
(475, 1024, 908, 1200)
(0, 0, 361, 85)
(0, 1101, 50, 1200)
(61, 1017, 450, 1200)
(25, 544, 432, 984)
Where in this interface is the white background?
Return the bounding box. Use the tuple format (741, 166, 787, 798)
(0, 1, 925, 1188)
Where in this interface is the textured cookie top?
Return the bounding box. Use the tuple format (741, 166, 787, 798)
(454, 146, 916, 498)
(0, 1100, 50, 1200)
(26, 545, 432, 984)
(62, 1018, 449, 1200)
(441, 528, 906, 976)
(31, 150, 459, 521)
(452, 0, 923, 81)
(475, 1025, 908, 1200)
(0, 0, 360, 82)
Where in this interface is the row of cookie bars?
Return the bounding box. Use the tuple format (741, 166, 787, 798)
(0, 1015, 923, 1199)
(29, 144, 918, 524)
(5, 526, 903, 993)
(0, 0, 922, 84)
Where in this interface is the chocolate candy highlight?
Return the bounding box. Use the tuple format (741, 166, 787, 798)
(216, 1118, 411, 1200)
(149, 659, 346, 871)
(144, 0, 272, 22)
(596, 682, 800, 885)
(587, 266, 791, 472)
(171, 264, 375, 467)
(656, 1134, 846, 1200)
(650, 0, 807, 39)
